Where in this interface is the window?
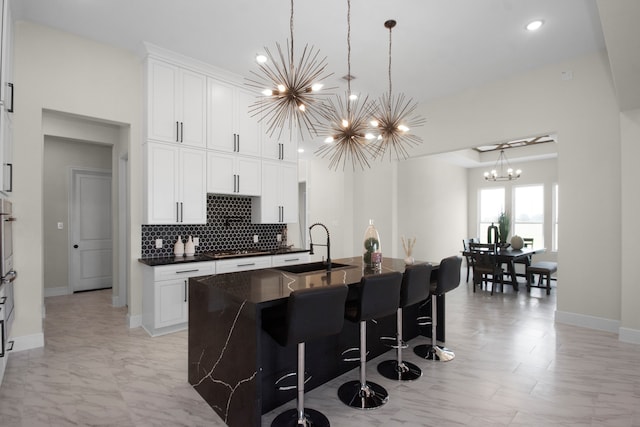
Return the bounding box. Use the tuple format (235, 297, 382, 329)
(513, 185, 544, 247)
(479, 188, 504, 241)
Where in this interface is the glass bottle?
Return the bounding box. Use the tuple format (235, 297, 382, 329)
(363, 219, 382, 269)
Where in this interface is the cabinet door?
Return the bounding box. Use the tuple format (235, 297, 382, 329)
(0, 110, 11, 193)
(235, 89, 261, 157)
(207, 78, 235, 152)
(259, 160, 280, 223)
(179, 70, 207, 148)
(145, 143, 179, 224)
(155, 278, 188, 328)
(236, 156, 261, 196)
(207, 151, 236, 194)
(179, 148, 207, 224)
(279, 162, 299, 223)
(147, 60, 179, 143)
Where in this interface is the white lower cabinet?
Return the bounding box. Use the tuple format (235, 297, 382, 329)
(216, 256, 272, 274)
(271, 253, 310, 267)
(142, 261, 216, 336)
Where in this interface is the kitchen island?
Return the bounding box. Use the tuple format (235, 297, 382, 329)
(188, 257, 442, 427)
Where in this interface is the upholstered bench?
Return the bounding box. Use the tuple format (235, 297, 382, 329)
(526, 261, 557, 295)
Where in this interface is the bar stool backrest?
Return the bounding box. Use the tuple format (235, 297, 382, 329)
(400, 263, 433, 308)
(286, 285, 348, 345)
(357, 272, 403, 321)
(435, 256, 462, 296)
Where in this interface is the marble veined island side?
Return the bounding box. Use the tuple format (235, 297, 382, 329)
(188, 257, 442, 427)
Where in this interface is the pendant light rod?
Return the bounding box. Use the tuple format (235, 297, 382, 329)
(385, 19, 396, 100)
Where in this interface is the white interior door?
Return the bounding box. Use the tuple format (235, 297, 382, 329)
(70, 169, 112, 292)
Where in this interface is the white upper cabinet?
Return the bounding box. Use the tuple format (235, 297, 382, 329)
(144, 142, 206, 224)
(261, 125, 299, 162)
(207, 151, 261, 196)
(252, 160, 298, 224)
(1, 0, 14, 113)
(147, 59, 207, 148)
(207, 78, 261, 157)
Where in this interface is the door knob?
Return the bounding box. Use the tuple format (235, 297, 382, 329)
(73, 244, 79, 249)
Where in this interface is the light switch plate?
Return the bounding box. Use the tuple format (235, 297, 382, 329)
(155, 239, 163, 249)
(253, 235, 259, 243)
(57, 222, 64, 230)
(193, 237, 199, 246)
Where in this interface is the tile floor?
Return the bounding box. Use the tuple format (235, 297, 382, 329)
(1, 276, 640, 426)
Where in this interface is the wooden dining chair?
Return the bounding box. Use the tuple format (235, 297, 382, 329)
(462, 237, 479, 282)
(468, 242, 504, 295)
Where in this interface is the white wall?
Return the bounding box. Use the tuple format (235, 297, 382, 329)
(12, 21, 143, 349)
(43, 137, 112, 295)
(620, 108, 640, 342)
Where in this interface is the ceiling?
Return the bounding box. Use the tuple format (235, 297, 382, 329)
(13, 0, 638, 162)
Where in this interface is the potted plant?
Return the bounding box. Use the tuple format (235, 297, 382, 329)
(498, 211, 510, 246)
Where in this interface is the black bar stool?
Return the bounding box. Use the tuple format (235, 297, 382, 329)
(414, 256, 462, 362)
(264, 285, 348, 427)
(377, 263, 433, 381)
(338, 271, 402, 409)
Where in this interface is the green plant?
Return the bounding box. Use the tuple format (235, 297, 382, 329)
(498, 212, 510, 243)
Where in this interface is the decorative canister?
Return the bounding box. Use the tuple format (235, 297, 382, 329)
(174, 236, 184, 256)
(363, 219, 382, 269)
(185, 236, 195, 256)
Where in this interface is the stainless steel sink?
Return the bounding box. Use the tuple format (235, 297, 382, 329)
(273, 261, 352, 274)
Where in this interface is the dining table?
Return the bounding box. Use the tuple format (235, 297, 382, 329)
(464, 246, 546, 291)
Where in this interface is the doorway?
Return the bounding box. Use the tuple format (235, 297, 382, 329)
(43, 136, 113, 297)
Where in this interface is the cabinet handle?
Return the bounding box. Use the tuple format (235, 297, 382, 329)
(7, 83, 13, 113)
(5, 163, 12, 192)
(237, 134, 240, 152)
(176, 269, 199, 274)
(233, 133, 237, 152)
(284, 258, 299, 263)
(279, 143, 283, 160)
(176, 121, 179, 142)
(180, 202, 184, 222)
(237, 174, 240, 193)
(0, 319, 4, 358)
(184, 280, 187, 302)
(237, 262, 255, 267)
(176, 202, 179, 222)
(180, 122, 184, 142)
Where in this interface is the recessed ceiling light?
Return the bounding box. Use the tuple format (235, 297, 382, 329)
(526, 20, 544, 31)
(255, 54, 267, 64)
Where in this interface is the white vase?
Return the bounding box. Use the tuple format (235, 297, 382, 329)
(174, 235, 184, 256)
(185, 236, 195, 256)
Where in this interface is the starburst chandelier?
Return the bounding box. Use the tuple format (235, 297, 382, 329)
(246, 0, 333, 140)
(315, 0, 377, 171)
(483, 149, 522, 181)
(370, 20, 426, 161)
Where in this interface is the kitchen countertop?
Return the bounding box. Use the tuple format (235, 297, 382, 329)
(137, 247, 309, 266)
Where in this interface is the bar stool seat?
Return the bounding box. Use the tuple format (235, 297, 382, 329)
(377, 263, 432, 381)
(338, 271, 402, 410)
(264, 285, 348, 427)
(414, 256, 462, 362)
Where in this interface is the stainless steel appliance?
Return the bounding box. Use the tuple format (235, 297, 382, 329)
(0, 198, 16, 358)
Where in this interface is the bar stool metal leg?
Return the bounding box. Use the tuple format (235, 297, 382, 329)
(414, 296, 455, 362)
(338, 321, 389, 409)
(377, 307, 422, 380)
(271, 342, 330, 427)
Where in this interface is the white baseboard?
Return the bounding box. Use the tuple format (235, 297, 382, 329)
(44, 286, 70, 298)
(10, 333, 45, 352)
(128, 314, 142, 329)
(555, 310, 620, 333)
(619, 327, 640, 345)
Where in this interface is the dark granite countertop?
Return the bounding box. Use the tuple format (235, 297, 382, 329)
(138, 247, 309, 267)
(190, 257, 434, 306)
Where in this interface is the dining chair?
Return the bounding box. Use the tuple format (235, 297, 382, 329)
(468, 242, 504, 295)
(462, 237, 479, 282)
(512, 237, 534, 281)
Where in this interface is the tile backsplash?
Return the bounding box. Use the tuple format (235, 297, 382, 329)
(141, 195, 285, 258)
